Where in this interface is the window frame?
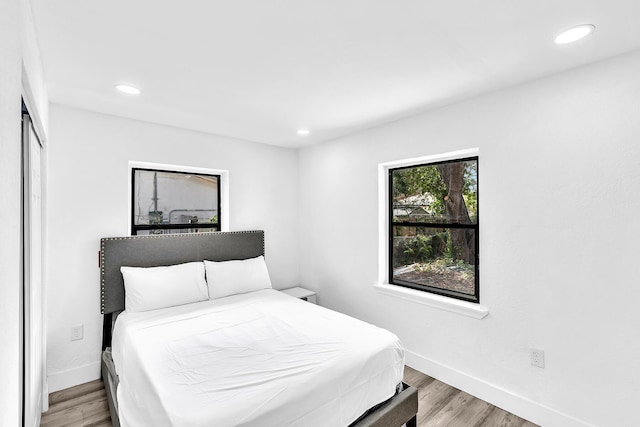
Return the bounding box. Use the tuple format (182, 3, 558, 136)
(388, 156, 480, 303)
(130, 167, 222, 236)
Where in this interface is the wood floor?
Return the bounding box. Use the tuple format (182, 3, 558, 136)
(41, 379, 111, 427)
(403, 366, 538, 427)
(41, 366, 538, 427)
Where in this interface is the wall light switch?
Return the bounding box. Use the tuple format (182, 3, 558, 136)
(71, 325, 84, 341)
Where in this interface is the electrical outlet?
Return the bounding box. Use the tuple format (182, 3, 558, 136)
(530, 348, 545, 368)
(71, 325, 84, 341)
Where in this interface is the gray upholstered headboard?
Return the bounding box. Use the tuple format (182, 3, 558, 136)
(99, 230, 265, 348)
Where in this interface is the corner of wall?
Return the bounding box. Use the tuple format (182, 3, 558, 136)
(47, 362, 101, 394)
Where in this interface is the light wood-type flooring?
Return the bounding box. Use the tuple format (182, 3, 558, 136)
(403, 366, 538, 427)
(41, 379, 111, 427)
(41, 366, 538, 427)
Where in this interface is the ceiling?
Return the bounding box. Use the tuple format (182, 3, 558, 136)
(31, 0, 640, 148)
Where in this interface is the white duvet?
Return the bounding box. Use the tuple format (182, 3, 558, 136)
(112, 289, 404, 427)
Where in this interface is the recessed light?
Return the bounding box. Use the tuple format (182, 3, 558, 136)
(115, 84, 141, 95)
(554, 24, 595, 45)
(297, 129, 310, 136)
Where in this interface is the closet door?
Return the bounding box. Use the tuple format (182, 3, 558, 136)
(23, 113, 44, 427)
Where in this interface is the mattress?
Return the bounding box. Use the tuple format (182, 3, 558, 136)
(111, 289, 404, 427)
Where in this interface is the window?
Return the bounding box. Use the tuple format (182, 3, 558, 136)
(131, 168, 221, 235)
(389, 156, 479, 302)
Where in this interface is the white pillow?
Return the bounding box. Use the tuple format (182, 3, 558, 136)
(204, 256, 272, 299)
(121, 262, 209, 312)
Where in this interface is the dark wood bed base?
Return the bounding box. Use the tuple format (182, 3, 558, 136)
(99, 230, 418, 426)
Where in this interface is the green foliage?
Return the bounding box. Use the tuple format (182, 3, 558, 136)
(393, 159, 478, 268)
(444, 238, 466, 263)
(463, 193, 477, 221)
(394, 230, 474, 279)
(393, 165, 447, 216)
(462, 161, 478, 220)
(209, 215, 218, 224)
(392, 160, 477, 222)
(394, 232, 447, 267)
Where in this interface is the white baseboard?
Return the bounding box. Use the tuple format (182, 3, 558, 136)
(405, 349, 594, 427)
(47, 361, 101, 393)
(42, 379, 49, 412)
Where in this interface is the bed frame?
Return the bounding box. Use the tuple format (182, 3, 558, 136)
(100, 230, 417, 427)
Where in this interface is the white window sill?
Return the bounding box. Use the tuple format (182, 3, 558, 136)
(373, 283, 489, 319)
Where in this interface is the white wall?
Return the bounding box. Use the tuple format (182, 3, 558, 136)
(0, 0, 24, 423)
(20, 0, 48, 135)
(0, 0, 48, 424)
(46, 104, 300, 391)
(298, 49, 640, 427)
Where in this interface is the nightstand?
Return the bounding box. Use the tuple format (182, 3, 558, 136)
(280, 287, 317, 304)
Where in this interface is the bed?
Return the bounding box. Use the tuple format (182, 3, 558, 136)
(100, 230, 418, 427)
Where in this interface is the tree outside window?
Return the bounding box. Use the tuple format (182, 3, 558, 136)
(390, 157, 479, 302)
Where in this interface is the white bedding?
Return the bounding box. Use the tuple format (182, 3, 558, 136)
(112, 289, 404, 427)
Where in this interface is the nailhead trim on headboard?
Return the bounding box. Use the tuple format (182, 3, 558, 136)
(100, 230, 265, 314)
